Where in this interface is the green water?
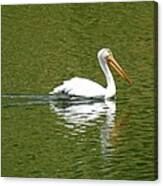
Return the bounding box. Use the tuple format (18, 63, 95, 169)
(1, 2, 157, 180)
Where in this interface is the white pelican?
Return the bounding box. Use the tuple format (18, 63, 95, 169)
(49, 48, 132, 99)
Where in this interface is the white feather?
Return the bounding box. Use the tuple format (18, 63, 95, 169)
(49, 77, 106, 98)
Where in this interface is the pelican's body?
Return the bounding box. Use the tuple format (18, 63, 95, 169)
(51, 77, 108, 98)
(49, 48, 132, 99)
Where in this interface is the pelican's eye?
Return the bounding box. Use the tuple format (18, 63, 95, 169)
(107, 53, 113, 61)
(108, 50, 112, 56)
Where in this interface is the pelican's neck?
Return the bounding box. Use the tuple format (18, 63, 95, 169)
(98, 56, 116, 98)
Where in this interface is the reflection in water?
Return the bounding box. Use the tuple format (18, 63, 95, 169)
(49, 98, 116, 155)
(101, 110, 131, 156)
(49, 98, 131, 156)
(49, 99, 116, 124)
(2, 94, 130, 158)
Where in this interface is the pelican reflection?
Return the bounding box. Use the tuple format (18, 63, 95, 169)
(49, 99, 116, 154)
(49, 99, 116, 126)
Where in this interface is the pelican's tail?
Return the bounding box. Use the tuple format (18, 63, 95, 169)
(49, 77, 80, 95)
(49, 84, 65, 95)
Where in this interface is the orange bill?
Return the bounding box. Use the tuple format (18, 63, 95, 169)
(107, 55, 133, 85)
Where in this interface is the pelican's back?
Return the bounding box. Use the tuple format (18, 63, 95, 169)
(49, 77, 106, 98)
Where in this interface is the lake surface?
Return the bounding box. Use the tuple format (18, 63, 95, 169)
(1, 2, 157, 180)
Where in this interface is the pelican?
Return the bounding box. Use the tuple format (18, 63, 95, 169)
(49, 48, 132, 99)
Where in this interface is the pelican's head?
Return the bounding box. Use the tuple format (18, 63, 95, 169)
(97, 48, 112, 60)
(97, 48, 133, 85)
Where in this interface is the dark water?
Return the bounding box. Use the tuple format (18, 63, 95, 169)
(1, 92, 157, 180)
(1, 2, 157, 180)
